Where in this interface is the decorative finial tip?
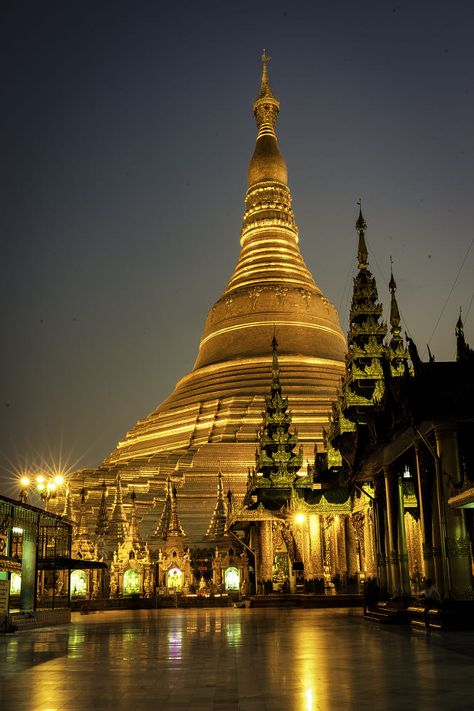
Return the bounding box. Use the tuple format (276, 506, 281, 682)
(356, 199, 367, 231)
(389, 257, 397, 291)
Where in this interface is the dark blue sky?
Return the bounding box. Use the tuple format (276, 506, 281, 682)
(1, 1, 474, 494)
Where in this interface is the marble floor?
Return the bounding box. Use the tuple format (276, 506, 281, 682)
(1, 608, 474, 711)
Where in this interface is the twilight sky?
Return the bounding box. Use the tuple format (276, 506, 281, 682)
(1, 1, 474, 495)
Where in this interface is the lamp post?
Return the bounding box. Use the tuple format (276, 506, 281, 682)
(18, 476, 31, 503)
(18, 473, 65, 510)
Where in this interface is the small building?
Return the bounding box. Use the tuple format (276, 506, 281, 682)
(0, 494, 72, 628)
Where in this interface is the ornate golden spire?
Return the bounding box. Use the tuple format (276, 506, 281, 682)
(356, 201, 369, 269)
(253, 50, 280, 137)
(389, 259, 401, 332)
(248, 50, 287, 187)
(188, 53, 346, 372)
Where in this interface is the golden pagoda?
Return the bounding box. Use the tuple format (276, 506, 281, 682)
(74, 54, 346, 543)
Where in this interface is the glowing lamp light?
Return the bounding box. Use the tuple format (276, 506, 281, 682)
(20, 476, 30, 488)
(295, 512, 306, 525)
(36, 482, 45, 492)
(36, 475, 45, 484)
(54, 474, 64, 486)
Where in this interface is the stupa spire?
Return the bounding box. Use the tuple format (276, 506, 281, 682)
(185, 53, 348, 374)
(356, 201, 369, 269)
(125, 490, 144, 549)
(167, 485, 186, 539)
(95, 481, 109, 536)
(77, 486, 89, 537)
(108, 473, 128, 543)
(387, 261, 410, 376)
(153, 478, 172, 540)
(62, 482, 76, 526)
(254, 338, 303, 484)
(456, 308, 474, 363)
(253, 49, 280, 140)
(205, 470, 227, 540)
(247, 50, 287, 189)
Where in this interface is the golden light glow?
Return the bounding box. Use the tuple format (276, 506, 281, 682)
(19, 475, 30, 488)
(36, 482, 45, 492)
(295, 512, 306, 525)
(199, 320, 345, 348)
(54, 474, 64, 486)
(36, 475, 45, 484)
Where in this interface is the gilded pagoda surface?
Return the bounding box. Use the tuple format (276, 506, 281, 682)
(68, 56, 346, 543)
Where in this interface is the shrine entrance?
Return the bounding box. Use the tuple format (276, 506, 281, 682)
(167, 567, 183, 592)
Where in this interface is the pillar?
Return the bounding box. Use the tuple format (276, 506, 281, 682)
(384, 467, 401, 595)
(414, 442, 434, 582)
(397, 475, 411, 595)
(345, 516, 358, 577)
(335, 515, 347, 578)
(309, 514, 324, 578)
(328, 517, 337, 578)
(364, 508, 377, 578)
(260, 521, 273, 590)
(20, 533, 37, 611)
(435, 424, 473, 599)
(301, 520, 312, 580)
(373, 483, 388, 589)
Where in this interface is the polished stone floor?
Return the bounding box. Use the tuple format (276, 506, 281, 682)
(1, 608, 474, 711)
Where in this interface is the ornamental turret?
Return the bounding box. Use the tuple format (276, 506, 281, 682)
(329, 206, 387, 447)
(95, 481, 109, 537)
(166, 484, 186, 540)
(388, 264, 410, 375)
(456, 309, 474, 364)
(108, 473, 128, 544)
(124, 490, 145, 552)
(152, 478, 172, 540)
(254, 337, 303, 485)
(344, 206, 387, 419)
(205, 470, 227, 540)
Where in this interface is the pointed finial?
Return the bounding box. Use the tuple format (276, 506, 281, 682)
(253, 49, 280, 133)
(389, 256, 397, 292)
(355, 200, 368, 269)
(355, 199, 367, 231)
(456, 306, 463, 331)
(260, 49, 272, 91)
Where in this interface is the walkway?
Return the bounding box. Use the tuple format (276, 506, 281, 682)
(1, 608, 474, 710)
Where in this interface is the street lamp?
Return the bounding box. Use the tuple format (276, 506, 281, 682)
(18, 476, 30, 503)
(18, 472, 65, 509)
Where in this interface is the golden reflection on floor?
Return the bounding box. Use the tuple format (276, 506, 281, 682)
(1, 608, 474, 711)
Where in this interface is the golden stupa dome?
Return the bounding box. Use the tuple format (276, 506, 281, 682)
(194, 51, 345, 370)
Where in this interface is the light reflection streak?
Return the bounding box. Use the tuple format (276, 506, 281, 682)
(167, 628, 182, 661)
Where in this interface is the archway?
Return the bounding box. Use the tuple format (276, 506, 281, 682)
(167, 567, 183, 592)
(123, 568, 141, 595)
(70, 570, 87, 597)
